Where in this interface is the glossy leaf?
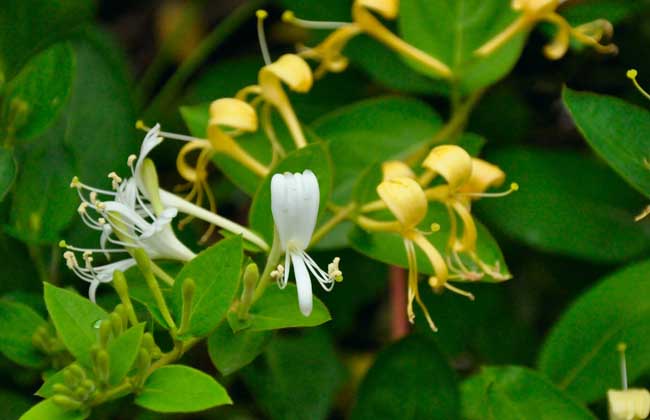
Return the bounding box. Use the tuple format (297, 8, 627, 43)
(44, 283, 108, 367)
(19, 399, 88, 420)
(0, 0, 94, 79)
(107, 323, 145, 385)
(0, 148, 16, 202)
(312, 97, 441, 204)
(207, 321, 272, 376)
(171, 236, 243, 338)
(0, 299, 46, 367)
(35, 368, 67, 398)
(242, 330, 344, 420)
(461, 366, 595, 419)
(248, 143, 332, 243)
(477, 146, 650, 262)
(351, 335, 459, 419)
(1, 43, 74, 141)
(134, 365, 231, 413)
(563, 87, 650, 198)
(539, 259, 650, 403)
(228, 284, 331, 332)
(398, 0, 526, 92)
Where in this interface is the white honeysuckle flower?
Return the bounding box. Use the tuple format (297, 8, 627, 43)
(63, 124, 196, 302)
(270, 169, 341, 316)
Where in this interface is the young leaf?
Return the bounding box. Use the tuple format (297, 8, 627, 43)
(134, 365, 231, 413)
(36, 368, 67, 398)
(351, 335, 459, 419)
(312, 96, 441, 204)
(398, 0, 526, 93)
(0, 299, 47, 367)
(19, 398, 88, 420)
(0, 148, 17, 202)
(1, 43, 74, 141)
(563, 87, 650, 198)
(477, 146, 650, 262)
(248, 142, 332, 244)
(461, 366, 595, 419)
(207, 321, 272, 376)
(241, 330, 344, 420)
(539, 259, 650, 403)
(43, 283, 108, 367)
(106, 323, 145, 385)
(228, 284, 331, 332)
(171, 236, 243, 338)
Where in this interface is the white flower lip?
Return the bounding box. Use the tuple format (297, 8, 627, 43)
(270, 169, 338, 316)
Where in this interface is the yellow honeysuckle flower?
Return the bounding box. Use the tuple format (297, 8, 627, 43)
(377, 177, 427, 230)
(283, 0, 451, 80)
(382, 160, 416, 181)
(475, 0, 617, 60)
(421, 145, 473, 190)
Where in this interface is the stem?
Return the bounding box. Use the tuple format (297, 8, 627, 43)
(90, 380, 133, 407)
(145, 0, 268, 116)
(28, 245, 49, 284)
(132, 249, 177, 330)
(159, 189, 269, 251)
(253, 229, 283, 303)
(147, 337, 201, 375)
(389, 266, 409, 340)
(310, 202, 357, 246)
(48, 243, 60, 285)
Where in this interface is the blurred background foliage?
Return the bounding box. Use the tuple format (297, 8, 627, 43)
(3, 0, 650, 418)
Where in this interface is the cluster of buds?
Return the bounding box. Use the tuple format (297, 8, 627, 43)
(50, 363, 96, 411)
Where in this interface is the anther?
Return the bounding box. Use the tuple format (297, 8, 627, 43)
(127, 154, 137, 167)
(70, 176, 81, 188)
(77, 202, 88, 214)
(108, 172, 122, 190)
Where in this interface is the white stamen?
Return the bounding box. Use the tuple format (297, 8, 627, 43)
(282, 10, 350, 29)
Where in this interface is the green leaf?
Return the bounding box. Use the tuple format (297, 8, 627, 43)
(539, 259, 650, 403)
(36, 368, 67, 398)
(0, 299, 46, 367)
(44, 283, 108, 367)
(563, 87, 650, 198)
(351, 335, 459, 419)
(461, 366, 595, 420)
(135, 365, 231, 413)
(207, 321, 271, 376)
(0, 148, 17, 202)
(242, 330, 345, 420)
(9, 35, 136, 243)
(398, 0, 526, 93)
(0, 388, 32, 419)
(228, 284, 331, 332)
(107, 323, 145, 385)
(171, 236, 243, 338)
(249, 143, 332, 243)
(0, 0, 94, 80)
(1, 43, 74, 141)
(312, 96, 441, 204)
(477, 146, 650, 262)
(19, 399, 88, 420)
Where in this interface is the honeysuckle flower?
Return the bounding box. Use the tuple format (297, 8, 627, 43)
(63, 125, 196, 301)
(283, 0, 451, 80)
(475, 0, 617, 60)
(608, 343, 650, 420)
(422, 145, 516, 281)
(270, 170, 341, 316)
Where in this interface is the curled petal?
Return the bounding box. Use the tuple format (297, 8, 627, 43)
(382, 160, 416, 181)
(423, 145, 472, 190)
(357, 0, 399, 20)
(260, 54, 313, 93)
(209, 98, 258, 132)
(460, 158, 505, 195)
(543, 17, 570, 60)
(377, 177, 427, 229)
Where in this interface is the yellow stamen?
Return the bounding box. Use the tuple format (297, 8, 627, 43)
(282, 10, 350, 29)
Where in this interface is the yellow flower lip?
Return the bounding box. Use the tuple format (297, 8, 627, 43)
(423, 145, 473, 190)
(376, 176, 427, 230)
(209, 98, 258, 132)
(260, 54, 314, 94)
(459, 158, 506, 194)
(357, 0, 399, 20)
(382, 160, 415, 181)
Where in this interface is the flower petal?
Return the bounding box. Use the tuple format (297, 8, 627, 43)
(291, 252, 313, 316)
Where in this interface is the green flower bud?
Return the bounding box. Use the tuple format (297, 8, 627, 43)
(52, 395, 83, 410)
(98, 320, 112, 348)
(110, 312, 123, 336)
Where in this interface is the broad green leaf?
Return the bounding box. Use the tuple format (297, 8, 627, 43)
(44, 283, 108, 367)
(461, 366, 595, 420)
(228, 284, 331, 332)
(563, 87, 650, 198)
(107, 323, 145, 385)
(539, 259, 650, 403)
(477, 146, 650, 262)
(312, 96, 441, 204)
(135, 365, 231, 413)
(0, 299, 46, 367)
(1, 43, 74, 141)
(0, 388, 32, 419)
(9, 35, 136, 243)
(207, 321, 271, 375)
(249, 143, 332, 243)
(242, 330, 344, 420)
(351, 335, 459, 419)
(0, 0, 94, 79)
(19, 399, 88, 420)
(398, 0, 526, 93)
(171, 236, 243, 338)
(0, 148, 16, 202)
(36, 368, 67, 398)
